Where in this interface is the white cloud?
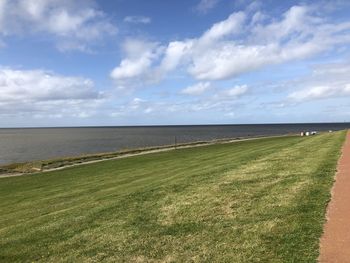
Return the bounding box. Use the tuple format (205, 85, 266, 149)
(251, 6, 310, 43)
(182, 84, 249, 111)
(195, 0, 220, 14)
(220, 85, 248, 98)
(124, 16, 151, 24)
(198, 11, 246, 45)
(111, 54, 154, 80)
(110, 11, 246, 86)
(160, 41, 193, 73)
(110, 39, 163, 84)
(189, 44, 278, 80)
(112, 4, 350, 86)
(109, 83, 249, 118)
(289, 85, 350, 101)
(287, 62, 350, 102)
(0, 68, 104, 117)
(188, 5, 346, 80)
(181, 82, 211, 95)
(0, 0, 116, 51)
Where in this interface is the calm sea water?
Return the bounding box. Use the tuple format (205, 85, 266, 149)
(0, 123, 349, 165)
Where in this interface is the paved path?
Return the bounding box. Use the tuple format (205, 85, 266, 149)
(320, 131, 350, 262)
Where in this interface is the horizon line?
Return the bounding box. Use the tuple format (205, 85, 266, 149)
(1, 121, 350, 129)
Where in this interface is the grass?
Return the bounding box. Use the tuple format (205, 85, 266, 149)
(0, 131, 346, 262)
(0, 137, 244, 175)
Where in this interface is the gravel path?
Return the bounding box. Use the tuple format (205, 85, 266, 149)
(320, 130, 350, 262)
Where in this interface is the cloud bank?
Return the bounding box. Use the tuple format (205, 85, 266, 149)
(111, 5, 350, 86)
(0, 0, 116, 51)
(288, 62, 350, 102)
(0, 68, 103, 117)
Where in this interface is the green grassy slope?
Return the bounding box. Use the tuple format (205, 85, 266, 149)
(0, 132, 346, 262)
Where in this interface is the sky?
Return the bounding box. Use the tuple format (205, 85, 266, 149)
(1, 0, 350, 127)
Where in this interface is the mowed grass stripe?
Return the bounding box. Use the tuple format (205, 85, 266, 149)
(0, 132, 345, 262)
(0, 137, 296, 210)
(0, 137, 297, 232)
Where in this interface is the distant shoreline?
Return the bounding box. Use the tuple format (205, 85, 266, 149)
(1, 121, 350, 129)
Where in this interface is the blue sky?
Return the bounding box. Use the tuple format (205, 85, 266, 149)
(1, 0, 350, 127)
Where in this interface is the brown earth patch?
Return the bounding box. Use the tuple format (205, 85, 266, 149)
(319, 130, 350, 262)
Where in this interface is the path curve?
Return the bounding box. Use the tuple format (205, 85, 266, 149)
(320, 130, 350, 262)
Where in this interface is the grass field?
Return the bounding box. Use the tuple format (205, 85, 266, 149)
(0, 131, 346, 262)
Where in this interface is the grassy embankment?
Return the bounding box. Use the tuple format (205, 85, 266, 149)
(0, 137, 255, 175)
(0, 131, 346, 262)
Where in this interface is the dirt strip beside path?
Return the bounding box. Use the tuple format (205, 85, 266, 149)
(319, 130, 350, 262)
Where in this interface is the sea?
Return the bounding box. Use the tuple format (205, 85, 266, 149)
(0, 123, 349, 165)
